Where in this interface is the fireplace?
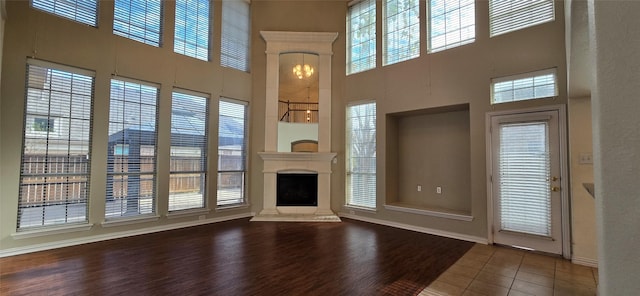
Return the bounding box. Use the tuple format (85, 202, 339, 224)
(277, 173, 318, 206)
(252, 31, 340, 222)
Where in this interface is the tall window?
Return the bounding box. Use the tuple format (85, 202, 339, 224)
(489, 0, 555, 37)
(31, 0, 99, 26)
(217, 99, 248, 206)
(347, 0, 376, 75)
(221, 0, 250, 72)
(18, 60, 94, 229)
(113, 0, 163, 46)
(491, 68, 557, 104)
(106, 79, 159, 218)
(169, 91, 209, 211)
(346, 101, 377, 209)
(174, 0, 210, 61)
(383, 0, 419, 66)
(428, 0, 475, 53)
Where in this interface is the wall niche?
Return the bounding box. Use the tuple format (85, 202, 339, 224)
(386, 103, 472, 219)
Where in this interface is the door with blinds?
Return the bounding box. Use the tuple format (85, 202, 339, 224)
(489, 109, 564, 255)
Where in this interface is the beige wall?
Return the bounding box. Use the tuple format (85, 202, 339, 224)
(568, 96, 597, 264)
(337, 1, 568, 240)
(0, 1, 251, 251)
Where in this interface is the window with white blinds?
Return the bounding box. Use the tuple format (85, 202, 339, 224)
(113, 0, 163, 46)
(217, 99, 248, 206)
(18, 60, 94, 230)
(31, 0, 99, 27)
(491, 68, 557, 104)
(169, 91, 208, 211)
(347, 0, 376, 75)
(498, 121, 551, 237)
(383, 0, 420, 66)
(221, 0, 250, 72)
(346, 101, 377, 209)
(428, 0, 475, 53)
(489, 0, 555, 37)
(106, 79, 158, 218)
(174, 0, 210, 61)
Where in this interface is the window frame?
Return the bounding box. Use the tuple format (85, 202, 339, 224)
(106, 77, 160, 219)
(18, 59, 95, 230)
(30, 0, 99, 27)
(174, 0, 211, 61)
(346, 0, 377, 75)
(220, 0, 251, 72)
(168, 89, 210, 212)
(491, 68, 558, 104)
(489, 0, 555, 37)
(217, 97, 249, 207)
(345, 100, 377, 210)
(113, 0, 164, 47)
(382, 0, 420, 66)
(427, 0, 476, 53)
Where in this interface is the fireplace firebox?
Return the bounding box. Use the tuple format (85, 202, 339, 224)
(277, 173, 318, 206)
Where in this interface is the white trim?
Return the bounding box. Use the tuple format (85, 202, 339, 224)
(571, 256, 598, 268)
(166, 208, 211, 219)
(485, 104, 571, 259)
(338, 212, 488, 244)
(27, 58, 96, 77)
(12, 223, 93, 239)
(491, 68, 557, 84)
(0, 213, 254, 258)
(384, 204, 474, 221)
(343, 204, 377, 213)
(101, 215, 161, 227)
(110, 75, 160, 88)
(173, 88, 210, 99)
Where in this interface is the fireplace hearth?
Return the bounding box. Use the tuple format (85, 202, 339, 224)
(277, 173, 318, 206)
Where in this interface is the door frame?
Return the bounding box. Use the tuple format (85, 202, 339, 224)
(485, 104, 570, 259)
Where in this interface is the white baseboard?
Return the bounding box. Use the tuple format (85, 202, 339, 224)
(0, 212, 254, 258)
(338, 212, 488, 244)
(572, 256, 599, 268)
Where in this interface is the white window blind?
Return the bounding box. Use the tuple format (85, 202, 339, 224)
(169, 91, 209, 211)
(346, 102, 377, 209)
(217, 99, 248, 206)
(489, 0, 555, 37)
(383, 0, 419, 66)
(174, 0, 210, 61)
(113, 0, 163, 46)
(221, 0, 250, 72)
(106, 79, 158, 218)
(428, 0, 475, 53)
(347, 0, 376, 75)
(31, 0, 99, 27)
(18, 60, 94, 229)
(498, 122, 551, 237)
(491, 68, 557, 104)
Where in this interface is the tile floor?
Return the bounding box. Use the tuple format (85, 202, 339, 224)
(420, 244, 598, 296)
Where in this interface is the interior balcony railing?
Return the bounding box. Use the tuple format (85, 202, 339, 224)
(279, 100, 319, 123)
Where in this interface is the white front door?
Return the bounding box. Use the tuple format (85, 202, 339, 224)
(489, 109, 565, 255)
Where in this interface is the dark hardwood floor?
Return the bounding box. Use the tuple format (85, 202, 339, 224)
(0, 218, 473, 296)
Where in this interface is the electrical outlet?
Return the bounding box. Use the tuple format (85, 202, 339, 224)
(417, 185, 422, 192)
(198, 215, 205, 220)
(436, 186, 442, 194)
(579, 153, 593, 164)
(349, 210, 355, 215)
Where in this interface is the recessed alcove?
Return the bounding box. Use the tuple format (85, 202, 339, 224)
(385, 104, 472, 220)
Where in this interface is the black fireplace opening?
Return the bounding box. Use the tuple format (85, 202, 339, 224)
(277, 173, 318, 206)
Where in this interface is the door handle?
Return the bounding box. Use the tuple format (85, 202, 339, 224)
(551, 186, 560, 192)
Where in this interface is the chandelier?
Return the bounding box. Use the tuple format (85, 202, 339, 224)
(292, 54, 314, 79)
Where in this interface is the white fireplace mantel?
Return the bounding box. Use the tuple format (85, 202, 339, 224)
(252, 31, 340, 222)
